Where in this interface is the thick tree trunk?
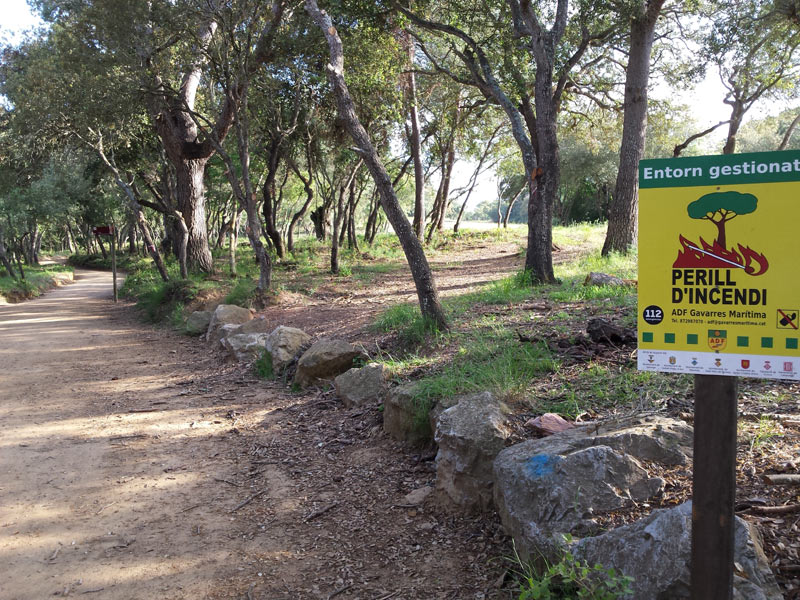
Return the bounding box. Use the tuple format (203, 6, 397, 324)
(526, 71, 557, 283)
(175, 157, 214, 272)
(602, 0, 664, 256)
(307, 0, 448, 330)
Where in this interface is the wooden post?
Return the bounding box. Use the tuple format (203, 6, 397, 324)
(111, 229, 118, 303)
(691, 374, 738, 600)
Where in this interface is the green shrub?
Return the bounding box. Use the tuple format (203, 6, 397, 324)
(254, 349, 275, 379)
(512, 540, 633, 600)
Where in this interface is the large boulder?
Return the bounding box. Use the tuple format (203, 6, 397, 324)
(493, 416, 691, 559)
(334, 363, 388, 408)
(185, 310, 213, 336)
(573, 502, 782, 600)
(265, 326, 311, 373)
(206, 304, 253, 343)
(435, 392, 510, 511)
(221, 333, 269, 362)
(294, 338, 363, 388)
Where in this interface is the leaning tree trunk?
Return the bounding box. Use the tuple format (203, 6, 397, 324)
(602, 0, 664, 256)
(306, 0, 448, 330)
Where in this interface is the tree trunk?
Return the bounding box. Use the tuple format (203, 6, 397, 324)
(307, 0, 448, 330)
(723, 102, 745, 155)
(0, 224, 16, 279)
(262, 142, 286, 259)
(288, 163, 315, 253)
(229, 209, 240, 277)
(526, 71, 557, 284)
(175, 157, 214, 272)
(602, 0, 665, 256)
(503, 186, 525, 227)
(405, 31, 426, 240)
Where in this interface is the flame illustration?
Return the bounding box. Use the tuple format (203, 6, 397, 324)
(672, 235, 769, 276)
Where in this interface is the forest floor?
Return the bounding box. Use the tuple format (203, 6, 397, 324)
(1, 229, 799, 599)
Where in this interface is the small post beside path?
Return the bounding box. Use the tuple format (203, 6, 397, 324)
(691, 374, 738, 600)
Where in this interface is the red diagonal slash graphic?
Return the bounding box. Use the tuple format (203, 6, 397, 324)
(778, 309, 798, 330)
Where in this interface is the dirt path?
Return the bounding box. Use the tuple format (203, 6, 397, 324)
(0, 270, 508, 599)
(0, 269, 261, 598)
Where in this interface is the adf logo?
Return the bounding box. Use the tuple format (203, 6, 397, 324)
(708, 329, 728, 351)
(673, 191, 768, 275)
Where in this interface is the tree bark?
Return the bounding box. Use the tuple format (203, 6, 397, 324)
(404, 31, 426, 240)
(602, 0, 665, 256)
(0, 224, 16, 279)
(288, 160, 316, 253)
(306, 0, 448, 330)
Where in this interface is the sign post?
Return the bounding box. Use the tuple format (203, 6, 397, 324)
(92, 226, 117, 302)
(638, 150, 800, 599)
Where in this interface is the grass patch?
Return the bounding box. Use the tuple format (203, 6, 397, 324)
(413, 334, 557, 404)
(225, 278, 258, 308)
(0, 263, 74, 302)
(373, 304, 442, 345)
(254, 349, 275, 379)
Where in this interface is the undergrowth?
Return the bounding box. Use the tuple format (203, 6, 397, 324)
(0, 263, 74, 301)
(511, 538, 634, 600)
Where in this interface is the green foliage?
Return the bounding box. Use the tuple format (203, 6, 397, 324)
(373, 303, 441, 345)
(134, 279, 199, 323)
(413, 334, 556, 404)
(254, 349, 275, 380)
(512, 540, 633, 600)
(224, 279, 258, 308)
(0, 264, 74, 301)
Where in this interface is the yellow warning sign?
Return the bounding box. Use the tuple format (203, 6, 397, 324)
(638, 150, 800, 380)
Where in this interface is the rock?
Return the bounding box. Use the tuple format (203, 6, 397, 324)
(221, 333, 269, 362)
(435, 392, 511, 512)
(587, 317, 637, 345)
(265, 326, 311, 373)
(232, 316, 271, 335)
(334, 363, 388, 408)
(206, 304, 253, 343)
(383, 382, 428, 444)
(525, 413, 574, 436)
(294, 338, 364, 388)
(401, 486, 433, 506)
(573, 501, 782, 600)
(583, 271, 632, 287)
(185, 310, 212, 336)
(428, 396, 459, 437)
(493, 415, 691, 559)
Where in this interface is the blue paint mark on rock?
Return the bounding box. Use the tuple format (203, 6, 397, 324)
(525, 454, 559, 479)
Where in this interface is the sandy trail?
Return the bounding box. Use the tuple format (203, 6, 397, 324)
(0, 269, 248, 599)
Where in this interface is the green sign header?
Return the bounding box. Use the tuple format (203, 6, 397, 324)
(640, 150, 800, 188)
